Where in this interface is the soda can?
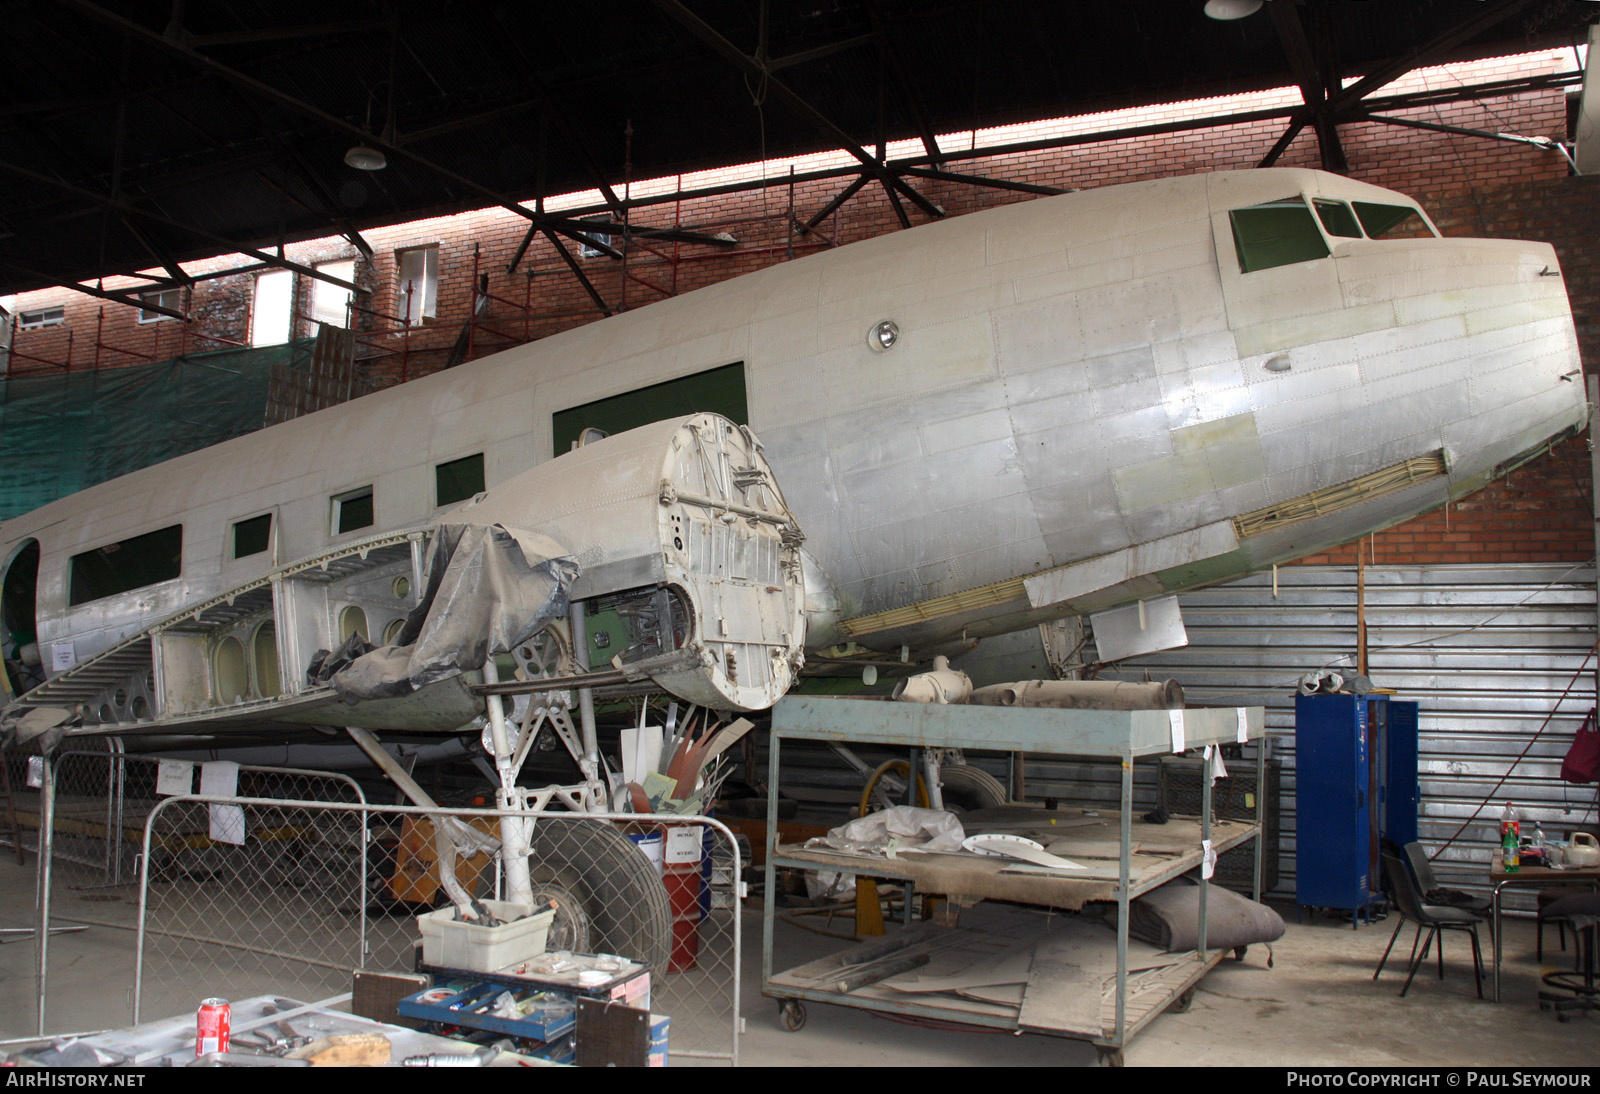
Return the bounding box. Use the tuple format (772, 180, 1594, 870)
(196, 998, 230, 1056)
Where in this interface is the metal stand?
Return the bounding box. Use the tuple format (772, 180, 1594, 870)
(760, 697, 1266, 1063)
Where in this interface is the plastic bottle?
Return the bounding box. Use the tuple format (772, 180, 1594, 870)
(1501, 802, 1521, 843)
(1503, 825, 1520, 873)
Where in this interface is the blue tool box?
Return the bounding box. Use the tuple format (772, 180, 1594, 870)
(399, 980, 577, 1042)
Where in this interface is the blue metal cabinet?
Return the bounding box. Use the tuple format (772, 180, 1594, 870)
(1295, 693, 1419, 925)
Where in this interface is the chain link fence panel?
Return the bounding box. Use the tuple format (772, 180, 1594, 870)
(132, 800, 741, 1064)
(28, 752, 364, 1033)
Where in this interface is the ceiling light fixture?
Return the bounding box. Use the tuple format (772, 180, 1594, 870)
(343, 145, 387, 171)
(1204, 0, 1264, 20)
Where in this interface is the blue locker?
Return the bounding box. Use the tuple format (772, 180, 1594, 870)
(1295, 693, 1419, 925)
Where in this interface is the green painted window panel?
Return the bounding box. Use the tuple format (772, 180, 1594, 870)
(232, 513, 272, 558)
(436, 453, 485, 507)
(551, 362, 746, 457)
(1230, 198, 1330, 273)
(70, 525, 182, 606)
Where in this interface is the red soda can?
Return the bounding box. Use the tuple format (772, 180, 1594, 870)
(196, 998, 230, 1056)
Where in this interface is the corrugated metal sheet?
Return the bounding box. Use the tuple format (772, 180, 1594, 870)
(1108, 563, 1598, 913)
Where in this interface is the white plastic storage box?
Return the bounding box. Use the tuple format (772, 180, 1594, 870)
(417, 901, 556, 972)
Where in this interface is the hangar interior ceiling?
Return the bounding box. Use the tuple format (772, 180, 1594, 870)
(0, 0, 1595, 305)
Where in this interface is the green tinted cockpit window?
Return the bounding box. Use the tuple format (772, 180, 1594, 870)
(1313, 199, 1362, 238)
(1353, 202, 1434, 239)
(1230, 198, 1331, 273)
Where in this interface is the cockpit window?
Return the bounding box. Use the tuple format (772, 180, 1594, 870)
(1313, 199, 1362, 238)
(1229, 198, 1331, 273)
(1353, 202, 1434, 240)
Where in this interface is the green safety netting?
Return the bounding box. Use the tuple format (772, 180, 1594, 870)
(0, 339, 314, 521)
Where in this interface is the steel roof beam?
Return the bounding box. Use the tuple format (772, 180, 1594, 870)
(1270, 0, 1347, 173)
(0, 157, 358, 292)
(1328, 0, 1545, 111)
(541, 228, 612, 317)
(58, 0, 553, 230)
(0, 260, 188, 319)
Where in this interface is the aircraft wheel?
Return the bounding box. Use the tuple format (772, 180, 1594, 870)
(526, 818, 672, 969)
(938, 764, 1010, 812)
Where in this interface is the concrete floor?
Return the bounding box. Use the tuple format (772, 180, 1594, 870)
(0, 853, 1595, 1067)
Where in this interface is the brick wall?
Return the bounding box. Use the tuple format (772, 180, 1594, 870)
(5, 49, 1594, 567)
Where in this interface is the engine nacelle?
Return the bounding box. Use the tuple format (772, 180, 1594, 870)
(452, 413, 807, 711)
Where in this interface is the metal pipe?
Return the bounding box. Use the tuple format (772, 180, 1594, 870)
(481, 657, 533, 905)
(969, 679, 1184, 710)
(568, 601, 601, 789)
(342, 726, 479, 916)
(34, 755, 54, 1036)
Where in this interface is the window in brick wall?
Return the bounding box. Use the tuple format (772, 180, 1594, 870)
(137, 287, 185, 324)
(397, 246, 438, 326)
(575, 219, 617, 259)
(311, 260, 355, 329)
(17, 307, 63, 329)
(251, 269, 293, 346)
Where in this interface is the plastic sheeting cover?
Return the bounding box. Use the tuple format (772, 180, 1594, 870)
(0, 341, 314, 520)
(328, 522, 577, 701)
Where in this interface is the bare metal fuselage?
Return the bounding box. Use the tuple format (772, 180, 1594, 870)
(0, 167, 1585, 737)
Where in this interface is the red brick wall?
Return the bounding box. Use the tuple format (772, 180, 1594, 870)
(5, 51, 1594, 568)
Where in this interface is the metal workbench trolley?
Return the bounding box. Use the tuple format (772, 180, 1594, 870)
(760, 695, 1266, 1066)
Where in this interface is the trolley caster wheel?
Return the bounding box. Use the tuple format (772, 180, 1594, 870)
(1097, 1047, 1124, 1068)
(1557, 1013, 1571, 1024)
(1171, 987, 1196, 1014)
(780, 1000, 807, 1032)
(1232, 946, 1248, 962)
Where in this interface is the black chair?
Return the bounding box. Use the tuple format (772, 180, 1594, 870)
(1400, 841, 1492, 922)
(1537, 892, 1600, 1021)
(1373, 851, 1485, 998)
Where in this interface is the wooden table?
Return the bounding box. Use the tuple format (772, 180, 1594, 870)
(1489, 853, 1600, 1002)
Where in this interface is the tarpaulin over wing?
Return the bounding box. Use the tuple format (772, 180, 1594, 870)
(327, 523, 577, 701)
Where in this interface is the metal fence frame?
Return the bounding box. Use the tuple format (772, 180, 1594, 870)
(128, 795, 743, 1065)
(30, 753, 366, 1035)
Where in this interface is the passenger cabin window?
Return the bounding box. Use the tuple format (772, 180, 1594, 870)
(1230, 198, 1331, 273)
(552, 361, 747, 457)
(1313, 199, 1362, 238)
(232, 514, 272, 559)
(435, 453, 485, 507)
(332, 487, 374, 535)
(1353, 202, 1434, 240)
(69, 525, 183, 607)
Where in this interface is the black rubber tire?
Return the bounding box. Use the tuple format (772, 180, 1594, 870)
(1172, 987, 1196, 1013)
(1099, 1047, 1124, 1067)
(939, 764, 1010, 812)
(781, 1000, 807, 1031)
(525, 818, 673, 971)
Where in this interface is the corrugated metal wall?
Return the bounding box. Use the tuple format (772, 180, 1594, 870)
(1107, 563, 1599, 912)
